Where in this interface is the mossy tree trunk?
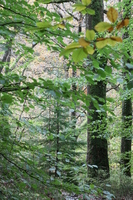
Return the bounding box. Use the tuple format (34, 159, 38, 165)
(86, 0, 109, 177)
(120, 0, 132, 177)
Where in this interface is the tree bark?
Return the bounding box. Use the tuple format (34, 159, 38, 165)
(86, 0, 109, 178)
(120, 0, 132, 177)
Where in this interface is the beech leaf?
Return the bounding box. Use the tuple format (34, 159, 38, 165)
(95, 22, 112, 32)
(86, 29, 95, 41)
(107, 7, 118, 23)
(72, 48, 88, 62)
(79, 37, 90, 47)
(116, 19, 129, 30)
(82, 0, 91, 6)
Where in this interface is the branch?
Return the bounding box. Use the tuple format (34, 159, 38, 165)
(0, 152, 46, 185)
(0, 5, 35, 22)
(106, 84, 120, 92)
(0, 21, 36, 27)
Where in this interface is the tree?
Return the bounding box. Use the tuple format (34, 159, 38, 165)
(86, 0, 109, 177)
(120, 0, 132, 177)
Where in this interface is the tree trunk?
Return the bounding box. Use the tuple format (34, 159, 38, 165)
(86, 0, 109, 178)
(120, 0, 132, 177)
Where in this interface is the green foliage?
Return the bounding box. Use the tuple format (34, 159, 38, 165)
(0, 0, 132, 199)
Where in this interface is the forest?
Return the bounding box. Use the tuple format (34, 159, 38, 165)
(0, 0, 133, 199)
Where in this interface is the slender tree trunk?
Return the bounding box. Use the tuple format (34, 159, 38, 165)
(86, 0, 109, 177)
(120, 0, 132, 177)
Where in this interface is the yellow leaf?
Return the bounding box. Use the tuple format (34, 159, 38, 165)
(79, 37, 90, 47)
(107, 7, 118, 23)
(96, 38, 108, 49)
(95, 22, 112, 32)
(107, 26, 114, 32)
(86, 29, 95, 41)
(65, 42, 81, 50)
(116, 19, 129, 30)
(58, 23, 65, 29)
(110, 36, 122, 42)
(96, 37, 122, 49)
(82, 0, 91, 6)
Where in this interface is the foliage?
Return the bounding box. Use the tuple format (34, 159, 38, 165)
(0, 0, 132, 199)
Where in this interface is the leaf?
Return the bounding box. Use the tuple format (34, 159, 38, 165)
(116, 19, 129, 30)
(36, 22, 52, 28)
(96, 38, 108, 49)
(127, 80, 133, 89)
(86, 30, 95, 41)
(105, 65, 112, 74)
(97, 68, 106, 78)
(84, 46, 94, 55)
(82, 0, 91, 6)
(1, 94, 13, 104)
(110, 36, 122, 42)
(59, 48, 74, 57)
(107, 26, 114, 32)
(65, 42, 81, 50)
(126, 63, 133, 69)
(72, 48, 88, 62)
(96, 37, 122, 49)
(58, 23, 65, 29)
(85, 8, 95, 15)
(73, 3, 86, 12)
(95, 22, 112, 32)
(78, 37, 90, 47)
(107, 7, 118, 23)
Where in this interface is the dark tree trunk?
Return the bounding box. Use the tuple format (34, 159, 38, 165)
(120, 0, 132, 176)
(86, 0, 109, 177)
(121, 98, 132, 176)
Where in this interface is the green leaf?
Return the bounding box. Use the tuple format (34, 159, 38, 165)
(85, 46, 94, 55)
(82, 0, 91, 6)
(85, 8, 95, 15)
(97, 68, 106, 78)
(72, 48, 88, 62)
(73, 3, 86, 12)
(86, 29, 95, 41)
(36, 22, 52, 28)
(105, 65, 112, 74)
(59, 48, 73, 57)
(1, 94, 13, 104)
(65, 42, 81, 50)
(95, 22, 112, 32)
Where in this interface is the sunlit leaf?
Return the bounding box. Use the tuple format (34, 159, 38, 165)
(95, 22, 112, 32)
(107, 7, 118, 23)
(116, 19, 129, 30)
(86, 29, 95, 40)
(59, 49, 73, 57)
(73, 3, 86, 11)
(72, 48, 88, 62)
(84, 46, 95, 55)
(85, 8, 95, 15)
(65, 42, 81, 50)
(58, 23, 65, 29)
(110, 36, 122, 42)
(82, 0, 91, 6)
(107, 26, 114, 32)
(78, 37, 90, 47)
(96, 38, 108, 49)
